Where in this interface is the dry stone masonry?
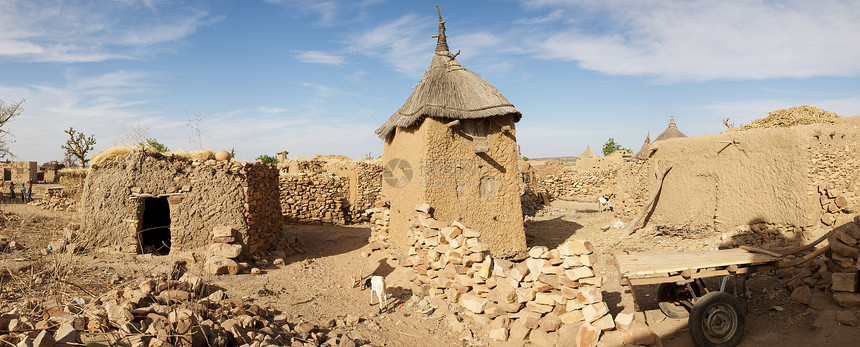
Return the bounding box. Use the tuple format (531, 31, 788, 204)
(827, 216, 860, 307)
(278, 159, 383, 225)
(398, 204, 646, 346)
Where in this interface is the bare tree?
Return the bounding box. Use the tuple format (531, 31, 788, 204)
(61, 127, 97, 167)
(0, 98, 25, 159)
(186, 111, 203, 149)
(115, 124, 151, 147)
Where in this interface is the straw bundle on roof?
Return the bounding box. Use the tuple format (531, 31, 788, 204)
(90, 146, 139, 167)
(92, 147, 217, 167)
(375, 10, 520, 140)
(741, 105, 842, 130)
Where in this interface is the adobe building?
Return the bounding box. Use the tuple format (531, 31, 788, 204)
(375, 11, 526, 258)
(79, 148, 281, 257)
(0, 161, 37, 183)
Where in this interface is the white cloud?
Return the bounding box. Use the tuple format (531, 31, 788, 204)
(300, 82, 340, 98)
(258, 107, 288, 114)
(524, 0, 860, 82)
(0, 0, 219, 63)
(264, 0, 383, 26)
(349, 14, 437, 77)
(345, 70, 368, 83)
(295, 50, 345, 65)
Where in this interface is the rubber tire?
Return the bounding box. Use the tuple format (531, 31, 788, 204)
(657, 282, 701, 319)
(689, 291, 745, 347)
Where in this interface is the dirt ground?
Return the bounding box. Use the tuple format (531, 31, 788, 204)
(2, 199, 860, 346)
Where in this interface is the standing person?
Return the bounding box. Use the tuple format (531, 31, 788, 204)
(0, 180, 4, 203)
(26, 181, 33, 202)
(20, 183, 26, 203)
(8, 182, 15, 203)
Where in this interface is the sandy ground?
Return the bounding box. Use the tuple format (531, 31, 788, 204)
(2, 199, 860, 346)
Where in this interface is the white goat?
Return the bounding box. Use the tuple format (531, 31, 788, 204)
(598, 197, 613, 212)
(367, 275, 387, 312)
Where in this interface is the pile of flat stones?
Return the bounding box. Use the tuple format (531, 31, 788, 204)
(398, 204, 660, 347)
(0, 274, 368, 347)
(367, 202, 390, 243)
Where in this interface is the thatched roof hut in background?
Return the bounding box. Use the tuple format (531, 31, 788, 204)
(635, 132, 651, 158)
(374, 9, 521, 140)
(578, 145, 598, 159)
(654, 116, 687, 142)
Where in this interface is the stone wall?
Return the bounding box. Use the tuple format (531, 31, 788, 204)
(79, 150, 282, 257)
(398, 203, 632, 346)
(278, 160, 383, 225)
(0, 161, 37, 184)
(279, 173, 349, 224)
(539, 167, 618, 200)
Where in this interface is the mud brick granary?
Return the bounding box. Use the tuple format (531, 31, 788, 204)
(80, 149, 281, 257)
(375, 8, 526, 258)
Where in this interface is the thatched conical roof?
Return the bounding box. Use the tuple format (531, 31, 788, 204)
(375, 8, 521, 140)
(653, 116, 687, 142)
(635, 132, 651, 158)
(578, 146, 597, 159)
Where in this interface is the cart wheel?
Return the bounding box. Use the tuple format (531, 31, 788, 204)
(657, 282, 701, 319)
(689, 291, 745, 347)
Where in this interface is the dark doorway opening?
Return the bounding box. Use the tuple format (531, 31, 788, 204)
(141, 197, 171, 255)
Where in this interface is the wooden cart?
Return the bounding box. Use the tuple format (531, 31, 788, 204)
(614, 247, 805, 347)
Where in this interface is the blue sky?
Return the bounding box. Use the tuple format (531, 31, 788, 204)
(1, 0, 859, 163)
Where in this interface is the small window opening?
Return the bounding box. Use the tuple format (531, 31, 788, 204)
(458, 119, 490, 141)
(141, 197, 171, 255)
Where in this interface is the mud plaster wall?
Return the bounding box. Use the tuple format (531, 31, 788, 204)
(80, 152, 281, 255)
(627, 118, 860, 237)
(646, 128, 807, 231)
(383, 115, 526, 259)
(382, 121, 429, 250)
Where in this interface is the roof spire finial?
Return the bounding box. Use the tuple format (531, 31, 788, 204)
(669, 115, 676, 127)
(432, 5, 449, 52)
(645, 131, 651, 143)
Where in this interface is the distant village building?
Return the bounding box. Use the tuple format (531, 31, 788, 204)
(653, 116, 687, 142)
(0, 161, 37, 183)
(578, 145, 598, 159)
(635, 132, 651, 158)
(375, 11, 526, 258)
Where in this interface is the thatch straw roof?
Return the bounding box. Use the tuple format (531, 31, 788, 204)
(635, 132, 651, 158)
(90, 147, 215, 168)
(653, 116, 687, 142)
(578, 146, 597, 159)
(375, 8, 521, 140)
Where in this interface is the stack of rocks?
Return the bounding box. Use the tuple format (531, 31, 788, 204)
(399, 204, 622, 346)
(367, 202, 390, 242)
(817, 183, 855, 227)
(29, 188, 78, 212)
(828, 217, 860, 307)
(279, 173, 348, 224)
(206, 226, 245, 275)
(0, 275, 342, 347)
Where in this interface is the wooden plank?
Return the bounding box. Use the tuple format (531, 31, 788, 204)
(614, 249, 781, 279)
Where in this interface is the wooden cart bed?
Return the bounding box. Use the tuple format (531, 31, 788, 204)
(614, 248, 782, 285)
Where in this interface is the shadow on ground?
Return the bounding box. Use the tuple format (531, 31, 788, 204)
(524, 216, 583, 249)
